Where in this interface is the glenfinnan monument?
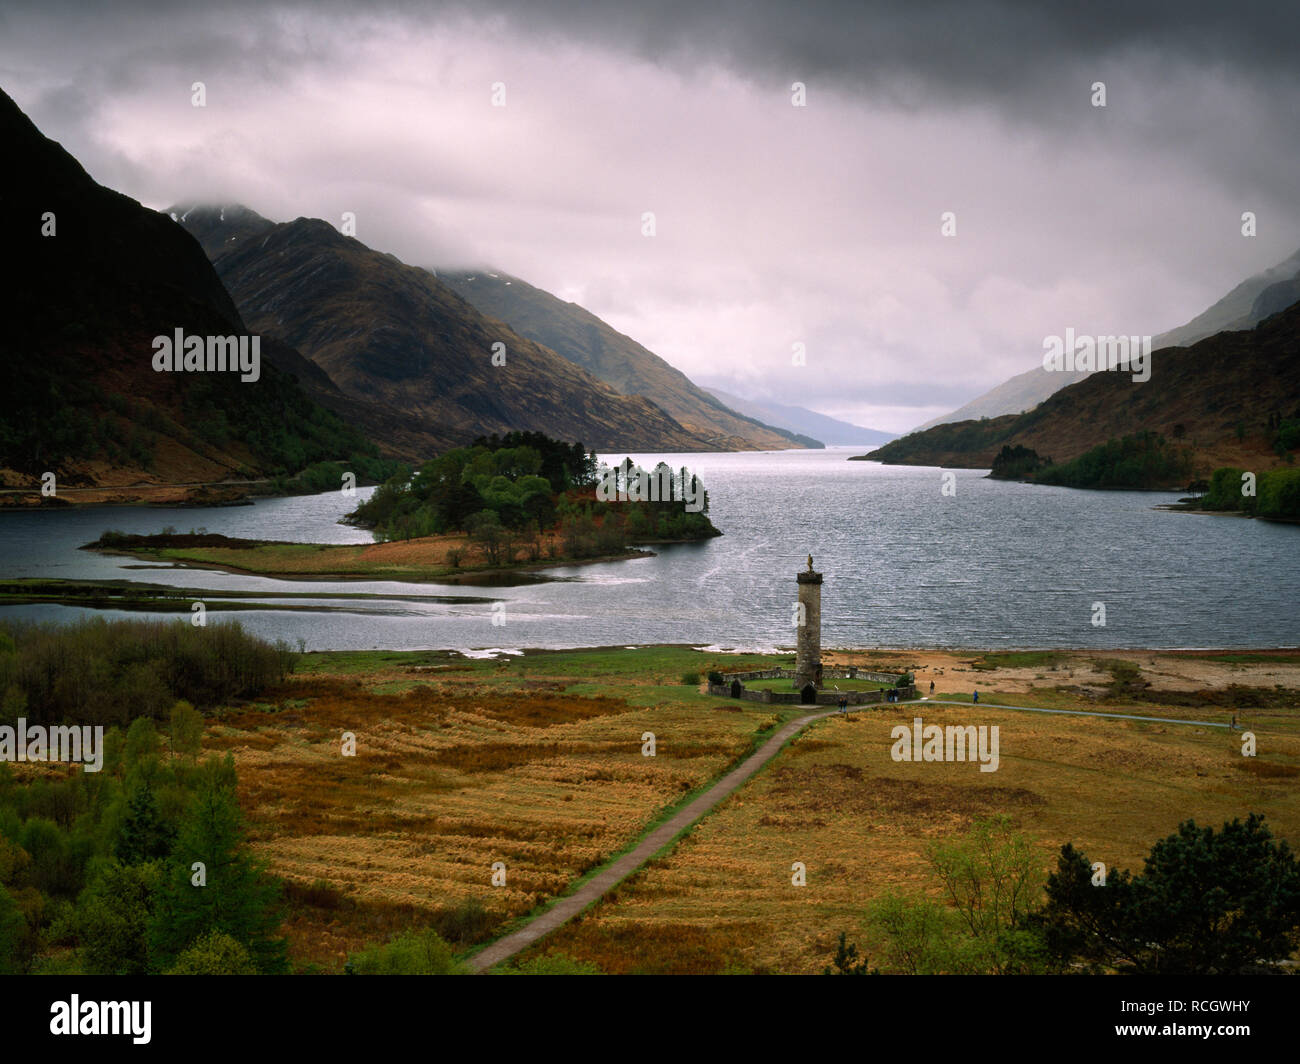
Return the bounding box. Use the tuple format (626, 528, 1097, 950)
(794, 555, 823, 690)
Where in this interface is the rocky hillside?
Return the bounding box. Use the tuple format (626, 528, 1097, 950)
(438, 268, 812, 450)
(0, 88, 381, 502)
(860, 301, 1300, 477)
(179, 208, 718, 455)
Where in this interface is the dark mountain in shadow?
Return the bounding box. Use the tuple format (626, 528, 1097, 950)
(178, 206, 721, 456)
(0, 86, 384, 499)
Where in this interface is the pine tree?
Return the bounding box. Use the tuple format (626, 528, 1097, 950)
(115, 782, 174, 865)
(1040, 814, 1300, 973)
(147, 755, 287, 974)
(823, 931, 876, 975)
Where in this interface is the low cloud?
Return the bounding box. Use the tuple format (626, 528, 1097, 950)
(3, 2, 1297, 432)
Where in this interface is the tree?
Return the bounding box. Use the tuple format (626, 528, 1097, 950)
(115, 782, 175, 865)
(926, 815, 1049, 973)
(147, 756, 288, 974)
(822, 931, 876, 975)
(75, 859, 160, 975)
(867, 891, 964, 973)
(168, 700, 203, 760)
(1039, 814, 1300, 974)
(0, 884, 25, 975)
(466, 510, 513, 566)
(123, 717, 161, 768)
(861, 815, 1051, 974)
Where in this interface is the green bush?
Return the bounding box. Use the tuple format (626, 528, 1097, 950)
(1203, 466, 1248, 511)
(1041, 814, 1300, 974)
(1256, 467, 1300, 519)
(166, 930, 258, 974)
(504, 951, 602, 975)
(345, 928, 463, 974)
(1202, 466, 1300, 519)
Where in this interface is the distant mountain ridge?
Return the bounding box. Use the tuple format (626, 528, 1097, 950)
(702, 388, 893, 446)
(176, 206, 722, 457)
(917, 248, 1300, 431)
(862, 299, 1300, 476)
(438, 269, 816, 450)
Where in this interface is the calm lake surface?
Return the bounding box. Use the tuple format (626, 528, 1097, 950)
(1, 448, 1296, 651)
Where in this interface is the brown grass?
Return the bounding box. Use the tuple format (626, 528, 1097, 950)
(210, 673, 760, 970)
(198, 649, 1300, 974)
(529, 701, 1300, 974)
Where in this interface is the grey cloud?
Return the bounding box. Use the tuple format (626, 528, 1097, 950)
(2, 1, 1298, 433)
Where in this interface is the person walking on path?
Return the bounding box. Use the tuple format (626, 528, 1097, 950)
(973, 690, 979, 704)
(929, 680, 935, 694)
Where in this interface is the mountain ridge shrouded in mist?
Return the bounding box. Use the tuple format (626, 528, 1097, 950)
(176, 205, 752, 456)
(437, 268, 819, 450)
(916, 248, 1300, 432)
(862, 298, 1300, 475)
(700, 387, 894, 446)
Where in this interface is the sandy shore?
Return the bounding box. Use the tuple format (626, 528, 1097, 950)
(824, 647, 1300, 696)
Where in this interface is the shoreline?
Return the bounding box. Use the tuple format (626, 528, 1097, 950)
(303, 642, 1300, 662)
(294, 645, 1300, 715)
(85, 542, 658, 584)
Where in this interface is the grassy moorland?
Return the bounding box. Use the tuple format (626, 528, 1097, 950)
(515, 649, 1300, 974)
(8, 637, 1295, 974)
(199, 645, 1298, 971)
(203, 646, 803, 969)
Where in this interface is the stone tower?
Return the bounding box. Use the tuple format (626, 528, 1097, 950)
(794, 555, 823, 690)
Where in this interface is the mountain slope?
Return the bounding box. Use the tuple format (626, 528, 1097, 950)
(179, 208, 717, 455)
(438, 269, 812, 450)
(1154, 252, 1300, 348)
(704, 388, 892, 446)
(862, 301, 1300, 475)
(0, 87, 380, 499)
(917, 247, 1300, 431)
(912, 363, 1088, 432)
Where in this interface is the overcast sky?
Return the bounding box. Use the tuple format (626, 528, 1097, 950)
(4, 1, 1299, 432)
